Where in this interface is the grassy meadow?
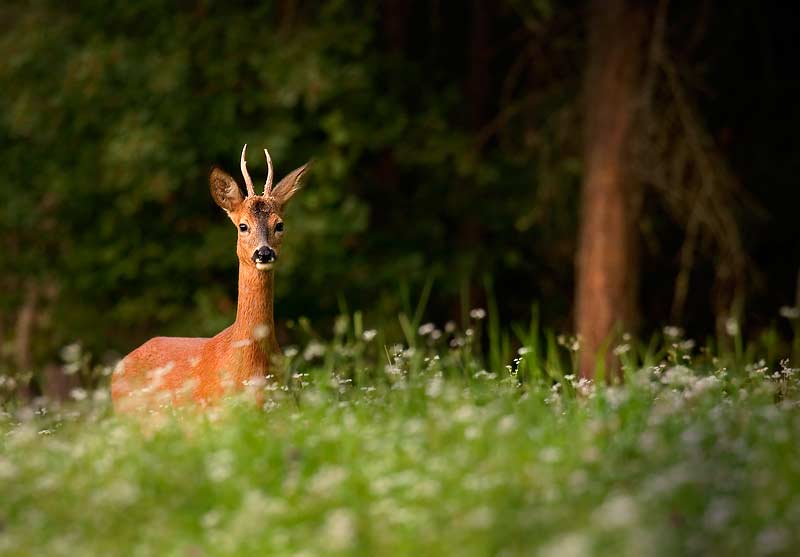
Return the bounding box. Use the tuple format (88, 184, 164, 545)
(1, 313, 800, 557)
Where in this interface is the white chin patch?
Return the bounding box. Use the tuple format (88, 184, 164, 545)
(255, 263, 274, 271)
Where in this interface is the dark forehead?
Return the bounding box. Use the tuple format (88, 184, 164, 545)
(244, 197, 279, 218)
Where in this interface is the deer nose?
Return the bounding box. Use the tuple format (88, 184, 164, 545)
(252, 246, 277, 265)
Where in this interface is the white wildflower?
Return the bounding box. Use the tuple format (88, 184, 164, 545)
(661, 365, 694, 387)
(309, 466, 348, 498)
(206, 450, 234, 483)
(362, 329, 377, 342)
(613, 343, 630, 356)
(537, 532, 590, 557)
(252, 324, 269, 339)
(333, 315, 349, 336)
(593, 493, 639, 530)
(779, 306, 800, 319)
(497, 415, 517, 434)
(385, 364, 403, 377)
(576, 377, 595, 398)
(410, 479, 441, 499)
(569, 470, 588, 492)
(303, 341, 325, 361)
(703, 498, 735, 530)
(679, 339, 696, 351)
(243, 376, 266, 390)
(469, 308, 486, 320)
(642, 464, 692, 498)
(755, 527, 789, 555)
(105, 479, 140, 506)
(202, 509, 222, 529)
(0, 457, 17, 480)
(604, 386, 628, 408)
(680, 426, 704, 446)
(60, 342, 82, 363)
(389, 343, 405, 355)
(426, 376, 444, 398)
(686, 375, 719, 398)
(539, 446, 561, 463)
(464, 506, 493, 529)
(69, 388, 87, 401)
(557, 334, 580, 351)
(323, 508, 357, 550)
(453, 404, 476, 423)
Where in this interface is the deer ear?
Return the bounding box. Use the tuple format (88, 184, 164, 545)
(271, 162, 311, 208)
(209, 167, 245, 215)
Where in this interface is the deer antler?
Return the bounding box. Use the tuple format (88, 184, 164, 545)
(240, 144, 256, 197)
(263, 148, 274, 196)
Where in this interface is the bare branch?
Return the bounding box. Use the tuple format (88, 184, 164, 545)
(632, 26, 758, 323)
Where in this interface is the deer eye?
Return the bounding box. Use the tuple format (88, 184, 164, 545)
(239, 223, 248, 233)
(275, 222, 284, 233)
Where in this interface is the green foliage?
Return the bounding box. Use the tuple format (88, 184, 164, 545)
(2, 0, 797, 396)
(1, 324, 799, 556)
(0, 2, 380, 353)
(0, 1, 580, 373)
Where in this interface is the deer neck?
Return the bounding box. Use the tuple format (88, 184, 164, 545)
(231, 264, 276, 348)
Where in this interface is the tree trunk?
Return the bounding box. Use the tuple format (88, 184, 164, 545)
(459, 0, 494, 318)
(43, 363, 78, 403)
(13, 285, 38, 401)
(576, 0, 647, 380)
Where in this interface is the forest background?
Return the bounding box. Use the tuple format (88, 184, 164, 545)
(1, 0, 798, 397)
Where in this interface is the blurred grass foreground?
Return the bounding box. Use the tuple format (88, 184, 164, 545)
(2, 317, 800, 557)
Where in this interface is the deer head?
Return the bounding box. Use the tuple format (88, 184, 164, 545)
(210, 145, 310, 271)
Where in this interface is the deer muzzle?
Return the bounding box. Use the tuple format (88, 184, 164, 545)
(253, 246, 277, 270)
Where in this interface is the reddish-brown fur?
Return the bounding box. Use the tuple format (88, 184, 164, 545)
(111, 148, 309, 412)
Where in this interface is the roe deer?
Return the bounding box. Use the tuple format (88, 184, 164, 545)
(111, 145, 310, 412)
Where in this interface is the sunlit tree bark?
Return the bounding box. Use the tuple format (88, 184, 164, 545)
(576, 0, 648, 379)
